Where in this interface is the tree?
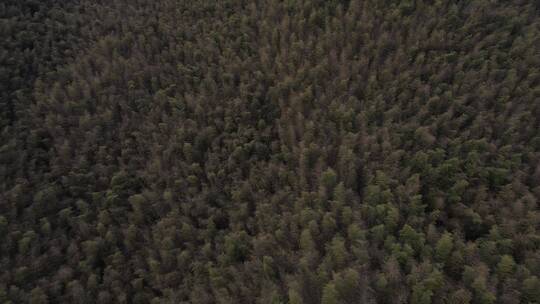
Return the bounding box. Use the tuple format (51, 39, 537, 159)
(522, 276, 540, 303)
(327, 236, 348, 270)
(497, 255, 515, 280)
(29, 287, 48, 304)
(334, 268, 360, 303)
(410, 284, 433, 304)
(399, 224, 425, 254)
(1, 0, 539, 302)
(288, 289, 303, 304)
(321, 282, 338, 304)
(321, 168, 338, 192)
(300, 228, 316, 253)
(0, 216, 7, 237)
(446, 289, 472, 304)
(435, 233, 453, 264)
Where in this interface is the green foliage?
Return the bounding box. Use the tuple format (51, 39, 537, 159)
(224, 231, 251, 263)
(321, 168, 338, 192)
(288, 289, 303, 304)
(0, 0, 538, 302)
(411, 284, 433, 304)
(435, 233, 453, 264)
(522, 276, 540, 303)
(29, 287, 48, 304)
(399, 224, 425, 254)
(0, 216, 7, 237)
(321, 283, 338, 304)
(300, 229, 316, 252)
(447, 289, 472, 304)
(334, 268, 360, 303)
(496, 255, 516, 280)
(327, 236, 348, 270)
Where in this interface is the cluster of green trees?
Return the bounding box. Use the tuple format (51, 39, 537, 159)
(1, 0, 539, 303)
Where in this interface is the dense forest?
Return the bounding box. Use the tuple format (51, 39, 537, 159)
(1, 0, 539, 303)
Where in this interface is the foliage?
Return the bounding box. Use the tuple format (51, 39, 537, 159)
(0, 0, 539, 302)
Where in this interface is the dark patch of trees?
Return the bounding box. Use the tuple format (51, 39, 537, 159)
(1, 0, 539, 303)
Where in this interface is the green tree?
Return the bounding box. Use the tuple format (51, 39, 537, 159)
(496, 255, 515, 280)
(435, 233, 453, 264)
(522, 276, 540, 303)
(321, 168, 338, 192)
(289, 289, 303, 304)
(29, 287, 48, 304)
(321, 282, 338, 304)
(410, 284, 433, 304)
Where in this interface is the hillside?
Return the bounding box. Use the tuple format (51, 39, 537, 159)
(1, 0, 539, 303)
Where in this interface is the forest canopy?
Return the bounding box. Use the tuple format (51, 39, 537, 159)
(1, 0, 539, 303)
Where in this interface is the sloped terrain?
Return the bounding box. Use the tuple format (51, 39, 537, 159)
(1, 1, 539, 303)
